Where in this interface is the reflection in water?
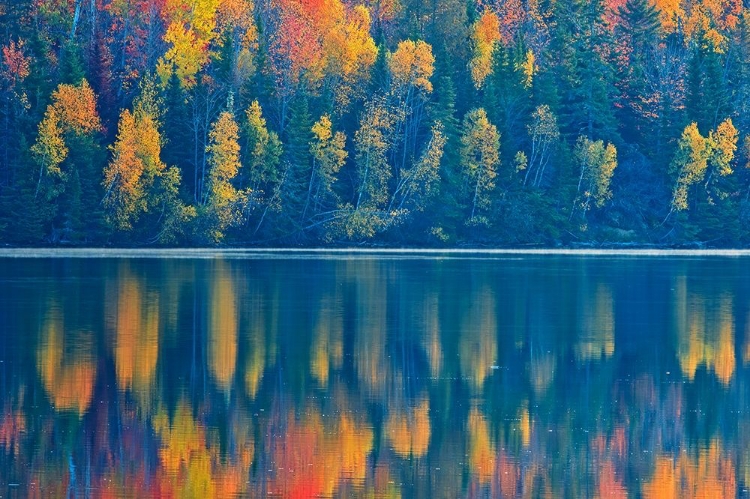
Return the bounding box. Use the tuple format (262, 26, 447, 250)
(38, 304, 97, 416)
(575, 283, 615, 362)
(1, 256, 749, 497)
(209, 261, 238, 393)
(114, 266, 159, 406)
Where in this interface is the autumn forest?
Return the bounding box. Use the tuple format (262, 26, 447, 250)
(0, 0, 748, 246)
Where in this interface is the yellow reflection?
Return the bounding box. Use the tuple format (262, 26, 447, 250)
(422, 292, 443, 379)
(642, 441, 736, 498)
(114, 271, 159, 406)
(518, 404, 531, 448)
(37, 305, 96, 416)
(460, 287, 497, 391)
(385, 399, 431, 458)
(675, 281, 735, 385)
(576, 283, 615, 362)
(244, 286, 271, 399)
(209, 261, 238, 393)
(528, 351, 556, 396)
(354, 262, 390, 397)
(311, 294, 344, 387)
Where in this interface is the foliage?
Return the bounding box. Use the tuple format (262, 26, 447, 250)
(1, 0, 750, 246)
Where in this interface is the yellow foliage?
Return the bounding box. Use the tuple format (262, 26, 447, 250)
(670, 119, 737, 211)
(103, 105, 167, 230)
(460, 108, 500, 222)
(709, 118, 738, 176)
(389, 39, 435, 95)
(31, 80, 101, 199)
(323, 4, 378, 96)
(516, 49, 535, 88)
(49, 80, 101, 135)
(205, 109, 246, 242)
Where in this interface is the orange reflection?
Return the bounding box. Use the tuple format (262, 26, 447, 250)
(267, 405, 373, 497)
(114, 272, 159, 404)
(467, 407, 495, 483)
(37, 306, 96, 416)
(643, 442, 735, 498)
(597, 462, 627, 499)
(386, 399, 431, 458)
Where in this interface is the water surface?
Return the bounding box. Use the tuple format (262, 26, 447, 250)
(0, 254, 748, 497)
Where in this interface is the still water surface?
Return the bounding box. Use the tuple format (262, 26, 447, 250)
(0, 254, 749, 497)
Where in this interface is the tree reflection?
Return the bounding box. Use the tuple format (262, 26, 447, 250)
(2, 257, 749, 497)
(37, 303, 96, 416)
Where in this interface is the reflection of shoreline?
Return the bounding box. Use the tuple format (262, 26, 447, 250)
(4, 247, 750, 259)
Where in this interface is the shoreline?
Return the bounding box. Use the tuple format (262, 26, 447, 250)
(2, 247, 750, 258)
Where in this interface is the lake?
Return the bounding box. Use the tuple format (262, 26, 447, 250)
(0, 251, 749, 497)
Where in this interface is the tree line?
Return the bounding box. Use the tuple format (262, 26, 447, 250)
(0, 0, 749, 246)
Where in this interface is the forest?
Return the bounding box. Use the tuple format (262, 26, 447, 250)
(0, 0, 748, 246)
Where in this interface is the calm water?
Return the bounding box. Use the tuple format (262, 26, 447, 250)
(0, 253, 749, 498)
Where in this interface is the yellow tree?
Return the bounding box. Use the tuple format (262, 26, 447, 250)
(102, 78, 192, 241)
(389, 39, 435, 97)
(31, 80, 101, 200)
(524, 104, 560, 187)
(352, 97, 402, 221)
(573, 136, 618, 220)
(669, 118, 737, 213)
(304, 114, 347, 219)
(322, 4, 378, 107)
(388, 39, 435, 185)
(389, 121, 445, 212)
(204, 105, 246, 243)
(157, 0, 220, 87)
(460, 108, 500, 225)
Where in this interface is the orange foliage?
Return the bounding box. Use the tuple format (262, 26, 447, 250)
(1, 39, 30, 84)
(470, 11, 501, 88)
(50, 80, 101, 136)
